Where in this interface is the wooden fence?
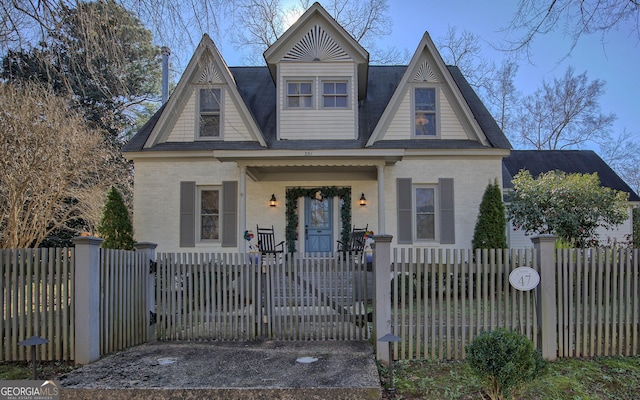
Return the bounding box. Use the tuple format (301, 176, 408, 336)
(557, 248, 639, 358)
(155, 252, 371, 341)
(389, 246, 640, 361)
(2, 239, 639, 364)
(100, 248, 149, 355)
(1, 248, 75, 361)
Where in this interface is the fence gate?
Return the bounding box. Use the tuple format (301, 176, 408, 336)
(154, 252, 371, 341)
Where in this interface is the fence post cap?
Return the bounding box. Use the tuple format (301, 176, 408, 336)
(135, 242, 158, 250)
(72, 236, 103, 246)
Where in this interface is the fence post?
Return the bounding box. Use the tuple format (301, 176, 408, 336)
(135, 242, 157, 343)
(532, 234, 558, 361)
(372, 234, 393, 364)
(72, 236, 103, 365)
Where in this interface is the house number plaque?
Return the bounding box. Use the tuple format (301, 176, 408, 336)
(509, 267, 540, 291)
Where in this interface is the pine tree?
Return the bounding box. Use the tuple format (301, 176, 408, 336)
(472, 179, 507, 249)
(98, 187, 135, 250)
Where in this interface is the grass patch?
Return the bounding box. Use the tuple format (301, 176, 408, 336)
(379, 356, 640, 399)
(0, 361, 77, 380)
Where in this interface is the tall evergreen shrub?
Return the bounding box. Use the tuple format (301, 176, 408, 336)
(97, 187, 135, 250)
(472, 179, 507, 249)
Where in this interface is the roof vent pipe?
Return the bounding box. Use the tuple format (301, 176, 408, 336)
(161, 46, 170, 103)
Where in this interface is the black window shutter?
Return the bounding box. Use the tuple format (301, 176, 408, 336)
(221, 181, 238, 247)
(439, 178, 455, 244)
(397, 178, 413, 244)
(180, 181, 196, 247)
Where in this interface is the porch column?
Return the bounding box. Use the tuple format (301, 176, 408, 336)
(239, 165, 247, 253)
(377, 165, 385, 234)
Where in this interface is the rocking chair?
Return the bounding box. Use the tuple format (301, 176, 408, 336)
(256, 225, 285, 256)
(337, 224, 368, 254)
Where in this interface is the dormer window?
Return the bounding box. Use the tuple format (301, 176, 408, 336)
(199, 88, 221, 138)
(322, 81, 348, 108)
(414, 87, 437, 137)
(287, 81, 312, 108)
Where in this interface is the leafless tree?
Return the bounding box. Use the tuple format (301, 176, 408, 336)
(437, 27, 496, 94)
(485, 59, 521, 134)
(436, 27, 521, 134)
(514, 66, 616, 150)
(599, 129, 640, 194)
(229, 0, 395, 64)
(0, 83, 121, 248)
(506, 0, 640, 58)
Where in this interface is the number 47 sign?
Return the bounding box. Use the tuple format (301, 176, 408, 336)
(509, 266, 540, 291)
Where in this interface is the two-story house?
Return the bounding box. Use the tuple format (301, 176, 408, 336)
(122, 2, 512, 254)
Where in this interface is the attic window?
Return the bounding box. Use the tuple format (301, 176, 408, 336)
(322, 81, 348, 108)
(414, 87, 437, 137)
(199, 88, 221, 138)
(287, 81, 312, 108)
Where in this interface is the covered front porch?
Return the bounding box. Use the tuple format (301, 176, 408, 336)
(217, 150, 402, 254)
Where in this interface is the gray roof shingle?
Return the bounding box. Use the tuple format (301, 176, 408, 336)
(122, 65, 511, 152)
(503, 150, 640, 202)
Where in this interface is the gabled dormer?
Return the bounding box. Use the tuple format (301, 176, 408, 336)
(143, 34, 266, 149)
(367, 32, 493, 147)
(263, 2, 369, 141)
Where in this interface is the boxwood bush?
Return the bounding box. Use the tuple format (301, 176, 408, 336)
(465, 328, 547, 400)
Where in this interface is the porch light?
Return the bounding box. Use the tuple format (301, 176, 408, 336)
(359, 193, 367, 206)
(270, 194, 277, 207)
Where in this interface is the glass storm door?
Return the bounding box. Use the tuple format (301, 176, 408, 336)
(304, 197, 333, 253)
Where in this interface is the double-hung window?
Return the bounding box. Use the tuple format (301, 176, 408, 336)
(322, 81, 348, 108)
(199, 88, 221, 138)
(199, 188, 219, 241)
(414, 87, 437, 137)
(415, 186, 436, 241)
(287, 81, 312, 108)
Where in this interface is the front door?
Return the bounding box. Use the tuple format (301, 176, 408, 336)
(304, 197, 333, 253)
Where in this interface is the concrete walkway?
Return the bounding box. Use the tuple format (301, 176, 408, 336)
(60, 340, 381, 400)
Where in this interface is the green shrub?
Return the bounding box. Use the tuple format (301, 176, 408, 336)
(97, 187, 135, 250)
(465, 328, 546, 400)
(472, 179, 507, 250)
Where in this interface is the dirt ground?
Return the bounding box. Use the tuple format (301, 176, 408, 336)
(59, 340, 381, 399)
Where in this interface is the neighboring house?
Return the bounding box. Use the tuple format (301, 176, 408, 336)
(503, 150, 640, 248)
(122, 3, 512, 254)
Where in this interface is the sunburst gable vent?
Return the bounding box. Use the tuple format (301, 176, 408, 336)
(412, 59, 438, 82)
(283, 24, 351, 62)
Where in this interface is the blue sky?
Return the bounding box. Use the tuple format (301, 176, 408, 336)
(205, 1, 638, 146)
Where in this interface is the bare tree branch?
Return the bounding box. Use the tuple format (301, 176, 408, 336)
(504, 0, 640, 58)
(514, 66, 616, 150)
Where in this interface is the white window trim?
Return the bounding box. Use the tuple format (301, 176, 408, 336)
(412, 85, 440, 139)
(195, 86, 224, 140)
(197, 185, 221, 243)
(320, 78, 351, 110)
(285, 78, 315, 109)
(413, 184, 438, 242)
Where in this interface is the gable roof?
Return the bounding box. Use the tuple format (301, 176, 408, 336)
(141, 34, 266, 149)
(503, 150, 640, 202)
(365, 32, 509, 149)
(123, 63, 511, 153)
(263, 2, 369, 99)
